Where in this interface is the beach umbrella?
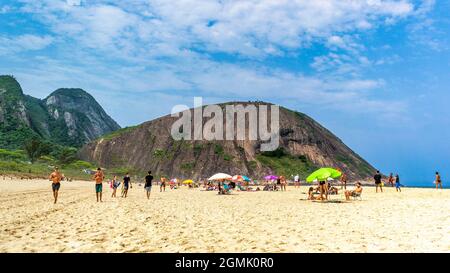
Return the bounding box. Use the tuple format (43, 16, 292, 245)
(264, 175, 278, 180)
(241, 175, 251, 182)
(208, 173, 232, 181)
(182, 179, 194, 184)
(306, 168, 341, 183)
(232, 175, 243, 181)
(232, 175, 252, 182)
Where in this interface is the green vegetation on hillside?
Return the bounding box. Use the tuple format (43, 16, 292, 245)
(0, 148, 95, 180)
(100, 126, 138, 141)
(0, 75, 121, 149)
(256, 148, 317, 179)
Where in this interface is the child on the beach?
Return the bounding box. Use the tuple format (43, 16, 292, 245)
(111, 176, 120, 197)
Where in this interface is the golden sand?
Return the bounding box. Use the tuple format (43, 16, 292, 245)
(0, 179, 449, 252)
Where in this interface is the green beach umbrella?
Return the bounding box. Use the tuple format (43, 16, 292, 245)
(306, 168, 342, 183)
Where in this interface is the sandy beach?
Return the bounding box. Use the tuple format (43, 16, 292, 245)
(0, 179, 449, 253)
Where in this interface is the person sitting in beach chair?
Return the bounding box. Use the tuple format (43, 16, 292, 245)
(218, 183, 231, 195)
(237, 184, 246, 191)
(344, 182, 363, 201)
(327, 182, 339, 195)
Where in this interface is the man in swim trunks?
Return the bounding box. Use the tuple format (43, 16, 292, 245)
(160, 176, 167, 192)
(93, 168, 105, 202)
(435, 172, 443, 189)
(340, 173, 348, 189)
(318, 180, 328, 200)
(49, 167, 62, 204)
(144, 171, 153, 199)
(388, 173, 394, 187)
(122, 173, 132, 198)
(344, 182, 363, 201)
(395, 174, 401, 192)
(374, 170, 383, 193)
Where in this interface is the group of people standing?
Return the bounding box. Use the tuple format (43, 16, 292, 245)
(49, 167, 157, 204)
(373, 171, 402, 193)
(48, 167, 445, 204)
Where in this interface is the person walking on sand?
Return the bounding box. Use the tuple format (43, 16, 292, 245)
(280, 176, 287, 191)
(395, 174, 402, 192)
(49, 167, 62, 204)
(340, 173, 347, 190)
(294, 174, 300, 188)
(374, 170, 383, 193)
(388, 173, 394, 187)
(145, 171, 153, 199)
(160, 176, 167, 192)
(318, 180, 328, 200)
(122, 173, 132, 198)
(93, 168, 105, 202)
(435, 172, 443, 189)
(111, 175, 120, 198)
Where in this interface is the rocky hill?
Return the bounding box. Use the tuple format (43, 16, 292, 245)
(79, 102, 376, 180)
(0, 75, 120, 148)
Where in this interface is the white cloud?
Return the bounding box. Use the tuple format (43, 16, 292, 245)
(5, 0, 434, 125)
(66, 0, 81, 7)
(0, 34, 53, 55)
(17, 0, 418, 57)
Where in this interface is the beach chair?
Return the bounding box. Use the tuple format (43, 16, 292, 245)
(351, 191, 362, 200)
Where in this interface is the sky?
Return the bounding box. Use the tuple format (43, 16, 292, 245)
(0, 0, 449, 186)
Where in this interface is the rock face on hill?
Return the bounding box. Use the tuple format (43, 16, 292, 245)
(0, 75, 120, 148)
(79, 102, 376, 180)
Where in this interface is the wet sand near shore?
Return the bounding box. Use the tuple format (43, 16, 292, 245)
(0, 179, 449, 252)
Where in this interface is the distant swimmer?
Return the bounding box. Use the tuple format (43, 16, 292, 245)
(145, 171, 153, 200)
(49, 167, 62, 204)
(435, 172, 443, 189)
(93, 168, 105, 202)
(374, 170, 383, 193)
(122, 173, 132, 198)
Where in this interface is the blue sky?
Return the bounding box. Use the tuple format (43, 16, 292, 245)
(1, 0, 449, 185)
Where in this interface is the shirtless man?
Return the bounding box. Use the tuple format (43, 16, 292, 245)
(340, 173, 347, 189)
(435, 172, 443, 189)
(93, 168, 105, 202)
(344, 182, 363, 201)
(280, 176, 287, 191)
(49, 167, 63, 204)
(388, 173, 394, 187)
(160, 176, 167, 192)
